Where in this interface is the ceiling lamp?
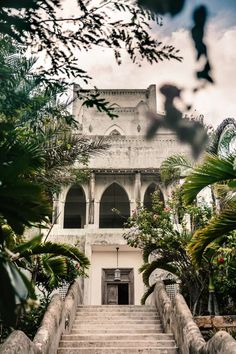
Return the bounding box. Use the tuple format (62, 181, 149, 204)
(114, 247, 121, 281)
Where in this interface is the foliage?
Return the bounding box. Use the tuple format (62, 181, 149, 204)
(124, 190, 211, 314)
(212, 233, 236, 314)
(35, 258, 82, 295)
(183, 153, 236, 266)
(0, 120, 51, 234)
(0, 39, 95, 327)
(146, 86, 209, 158)
(0, 227, 89, 326)
(183, 154, 236, 205)
(139, 0, 214, 157)
(0, 296, 49, 343)
(0, 1, 181, 80)
(160, 154, 193, 186)
(0, 38, 109, 197)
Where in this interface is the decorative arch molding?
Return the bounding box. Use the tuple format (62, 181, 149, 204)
(99, 181, 131, 203)
(143, 183, 164, 210)
(64, 185, 87, 229)
(105, 124, 125, 136)
(136, 100, 148, 112)
(99, 182, 130, 228)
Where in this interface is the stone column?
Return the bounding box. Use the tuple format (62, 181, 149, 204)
(88, 172, 95, 225)
(52, 193, 60, 224)
(134, 172, 141, 209)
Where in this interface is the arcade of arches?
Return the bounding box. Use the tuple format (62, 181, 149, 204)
(63, 182, 164, 229)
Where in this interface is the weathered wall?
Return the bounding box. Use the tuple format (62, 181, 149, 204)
(0, 279, 83, 354)
(153, 281, 236, 354)
(72, 85, 158, 136)
(82, 135, 190, 170)
(90, 248, 143, 305)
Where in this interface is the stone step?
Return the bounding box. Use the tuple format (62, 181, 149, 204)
(57, 305, 178, 354)
(76, 312, 158, 318)
(71, 329, 164, 334)
(59, 340, 176, 348)
(72, 324, 162, 333)
(77, 306, 156, 309)
(75, 314, 160, 318)
(76, 308, 156, 313)
(57, 347, 178, 354)
(73, 319, 161, 325)
(61, 334, 174, 341)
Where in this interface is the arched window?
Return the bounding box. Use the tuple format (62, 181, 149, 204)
(64, 185, 86, 228)
(143, 183, 164, 210)
(100, 183, 130, 228)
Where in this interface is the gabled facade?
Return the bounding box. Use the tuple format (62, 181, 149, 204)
(50, 85, 190, 305)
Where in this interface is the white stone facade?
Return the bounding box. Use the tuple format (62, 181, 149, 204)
(50, 85, 190, 305)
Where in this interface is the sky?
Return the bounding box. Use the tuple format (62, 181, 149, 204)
(69, 0, 236, 128)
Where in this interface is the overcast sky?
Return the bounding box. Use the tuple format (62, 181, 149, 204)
(69, 0, 236, 127)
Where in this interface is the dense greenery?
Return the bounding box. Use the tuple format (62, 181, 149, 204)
(0, 38, 96, 326)
(124, 189, 212, 314)
(125, 187, 236, 314)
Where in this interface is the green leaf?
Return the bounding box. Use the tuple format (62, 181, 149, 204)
(183, 154, 236, 205)
(188, 200, 236, 266)
(140, 259, 178, 287)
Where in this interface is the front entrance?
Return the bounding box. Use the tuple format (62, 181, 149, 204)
(102, 268, 134, 305)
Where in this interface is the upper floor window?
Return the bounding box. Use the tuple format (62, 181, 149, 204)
(64, 185, 86, 228)
(143, 183, 164, 210)
(100, 183, 130, 228)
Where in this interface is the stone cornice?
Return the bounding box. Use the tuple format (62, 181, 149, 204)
(89, 168, 161, 175)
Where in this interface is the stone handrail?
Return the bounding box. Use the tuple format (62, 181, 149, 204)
(153, 281, 236, 354)
(0, 278, 83, 354)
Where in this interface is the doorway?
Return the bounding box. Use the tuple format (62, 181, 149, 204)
(102, 268, 134, 305)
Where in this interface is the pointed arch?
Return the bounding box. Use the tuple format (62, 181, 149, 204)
(64, 185, 86, 228)
(105, 124, 124, 136)
(100, 182, 130, 228)
(143, 183, 164, 210)
(136, 100, 148, 113)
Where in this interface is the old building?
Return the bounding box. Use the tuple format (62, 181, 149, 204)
(50, 84, 190, 305)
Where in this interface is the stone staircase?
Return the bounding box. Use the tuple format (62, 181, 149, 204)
(57, 305, 178, 354)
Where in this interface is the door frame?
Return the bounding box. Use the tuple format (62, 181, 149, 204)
(102, 268, 134, 305)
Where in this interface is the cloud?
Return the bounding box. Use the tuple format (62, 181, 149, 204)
(73, 14, 236, 128)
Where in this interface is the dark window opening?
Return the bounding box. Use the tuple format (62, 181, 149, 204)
(100, 183, 130, 228)
(64, 185, 86, 228)
(143, 183, 164, 210)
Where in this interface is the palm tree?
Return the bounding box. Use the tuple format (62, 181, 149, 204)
(0, 229, 89, 326)
(160, 154, 194, 186)
(182, 119, 236, 266)
(183, 154, 236, 265)
(0, 121, 50, 235)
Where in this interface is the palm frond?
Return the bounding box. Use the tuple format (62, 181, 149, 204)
(188, 200, 236, 266)
(183, 154, 236, 205)
(160, 154, 193, 185)
(15, 241, 90, 269)
(143, 244, 158, 263)
(40, 255, 67, 288)
(141, 284, 156, 305)
(140, 259, 178, 287)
